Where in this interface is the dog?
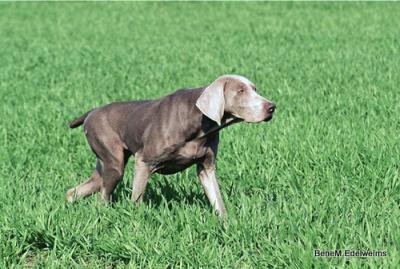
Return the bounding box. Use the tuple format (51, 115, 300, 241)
(66, 75, 275, 218)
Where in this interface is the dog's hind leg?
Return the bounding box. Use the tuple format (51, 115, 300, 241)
(99, 152, 126, 202)
(66, 160, 102, 202)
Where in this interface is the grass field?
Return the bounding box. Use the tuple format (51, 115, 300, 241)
(1, 2, 399, 268)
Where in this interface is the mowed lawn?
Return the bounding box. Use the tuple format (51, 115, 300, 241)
(1, 2, 399, 268)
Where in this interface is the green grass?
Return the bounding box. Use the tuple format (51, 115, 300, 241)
(1, 2, 399, 268)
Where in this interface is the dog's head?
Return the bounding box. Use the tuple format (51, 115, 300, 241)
(196, 75, 276, 125)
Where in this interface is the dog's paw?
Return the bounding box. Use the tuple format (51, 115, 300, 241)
(66, 188, 77, 203)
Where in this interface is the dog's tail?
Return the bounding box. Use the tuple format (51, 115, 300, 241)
(69, 110, 93, 129)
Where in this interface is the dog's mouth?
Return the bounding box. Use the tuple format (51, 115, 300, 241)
(243, 114, 273, 123)
(263, 114, 273, 122)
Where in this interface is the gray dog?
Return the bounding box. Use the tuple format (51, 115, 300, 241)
(66, 75, 275, 218)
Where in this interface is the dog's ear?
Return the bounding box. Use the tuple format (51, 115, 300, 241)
(196, 78, 226, 125)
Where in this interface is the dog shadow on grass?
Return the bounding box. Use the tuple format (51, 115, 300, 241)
(114, 179, 207, 208)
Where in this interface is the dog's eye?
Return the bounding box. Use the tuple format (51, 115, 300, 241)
(254, 88, 257, 92)
(238, 89, 245, 94)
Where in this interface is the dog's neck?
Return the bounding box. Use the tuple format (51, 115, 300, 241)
(195, 113, 242, 141)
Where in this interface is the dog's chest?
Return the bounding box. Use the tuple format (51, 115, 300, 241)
(177, 140, 208, 161)
(155, 140, 208, 175)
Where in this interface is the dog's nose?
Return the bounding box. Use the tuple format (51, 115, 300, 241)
(268, 103, 276, 113)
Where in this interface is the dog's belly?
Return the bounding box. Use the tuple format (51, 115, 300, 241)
(155, 160, 197, 175)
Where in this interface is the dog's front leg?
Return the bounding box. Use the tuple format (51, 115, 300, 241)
(131, 152, 152, 203)
(197, 162, 227, 219)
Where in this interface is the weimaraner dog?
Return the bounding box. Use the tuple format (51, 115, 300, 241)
(66, 74, 275, 218)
